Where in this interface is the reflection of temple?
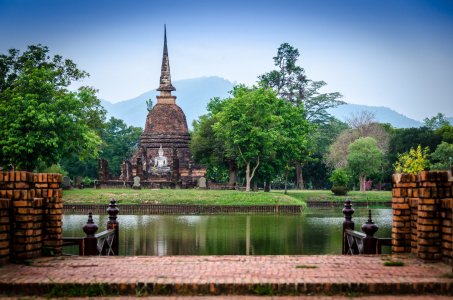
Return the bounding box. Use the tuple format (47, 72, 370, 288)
(97, 26, 206, 189)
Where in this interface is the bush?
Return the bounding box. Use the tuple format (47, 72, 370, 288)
(83, 176, 91, 186)
(329, 168, 349, 186)
(331, 186, 349, 196)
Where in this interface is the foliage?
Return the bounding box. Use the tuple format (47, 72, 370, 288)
(434, 125, 453, 144)
(212, 85, 311, 191)
(83, 176, 91, 186)
(430, 141, 453, 171)
(0, 62, 104, 171)
(61, 117, 142, 178)
(331, 186, 349, 196)
(34, 162, 68, 177)
(393, 145, 430, 174)
(258, 43, 344, 123)
(146, 99, 153, 111)
(423, 113, 451, 130)
(329, 168, 349, 187)
(0, 44, 89, 97)
(347, 137, 384, 192)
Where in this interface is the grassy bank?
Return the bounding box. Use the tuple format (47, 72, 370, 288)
(63, 189, 303, 205)
(276, 190, 392, 202)
(62, 189, 391, 205)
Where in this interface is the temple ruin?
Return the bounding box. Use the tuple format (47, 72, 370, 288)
(96, 26, 206, 189)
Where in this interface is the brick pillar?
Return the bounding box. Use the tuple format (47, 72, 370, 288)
(392, 173, 412, 253)
(41, 173, 63, 255)
(0, 198, 10, 266)
(417, 171, 444, 261)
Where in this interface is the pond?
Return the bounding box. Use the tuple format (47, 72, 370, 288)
(62, 208, 392, 256)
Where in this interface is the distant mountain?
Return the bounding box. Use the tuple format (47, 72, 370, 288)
(101, 76, 449, 130)
(327, 104, 424, 128)
(100, 76, 235, 129)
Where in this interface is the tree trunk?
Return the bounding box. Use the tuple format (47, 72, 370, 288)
(359, 174, 366, 193)
(228, 159, 238, 186)
(253, 181, 258, 191)
(296, 163, 304, 190)
(284, 172, 288, 194)
(264, 180, 270, 192)
(246, 163, 251, 191)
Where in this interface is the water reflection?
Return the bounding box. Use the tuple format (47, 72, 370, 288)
(62, 208, 392, 256)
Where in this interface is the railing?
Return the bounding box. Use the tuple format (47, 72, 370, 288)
(62, 198, 119, 256)
(342, 198, 392, 255)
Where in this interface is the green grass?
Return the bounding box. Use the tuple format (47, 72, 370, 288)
(273, 190, 391, 202)
(63, 189, 305, 205)
(63, 188, 391, 205)
(383, 261, 405, 266)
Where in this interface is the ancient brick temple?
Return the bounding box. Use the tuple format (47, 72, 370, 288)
(97, 26, 205, 189)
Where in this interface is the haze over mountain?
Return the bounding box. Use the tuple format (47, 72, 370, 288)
(101, 76, 451, 130)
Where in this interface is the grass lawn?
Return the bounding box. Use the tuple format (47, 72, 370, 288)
(274, 190, 392, 202)
(62, 188, 391, 205)
(62, 189, 303, 205)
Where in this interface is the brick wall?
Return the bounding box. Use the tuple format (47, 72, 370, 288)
(0, 171, 63, 266)
(392, 170, 453, 262)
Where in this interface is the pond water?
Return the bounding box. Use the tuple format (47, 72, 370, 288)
(62, 208, 392, 256)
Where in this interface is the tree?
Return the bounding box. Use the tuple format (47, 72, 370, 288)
(0, 44, 89, 98)
(213, 85, 306, 191)
(393, 145, 430, 174)
(0, 62, 105, 171)
(258, 43, 344, 189)
(434, 125, 453, 144)
(423, 113, 451, 130)
(430, 142, 453, 171)
(61, 117, 143, 178)
(347, 137, 384, 193)
(326, 110, 389, 169)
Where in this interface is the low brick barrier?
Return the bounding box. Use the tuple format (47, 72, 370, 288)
(392, 170, 453, 262)
(0, 171, 63, 266)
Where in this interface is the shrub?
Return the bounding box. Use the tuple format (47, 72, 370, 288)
(365, 180, 373, 191)
(82, 176, 91, 186)
(331, 186, 349, 196)
(393, 145, 430, 174)
(329, 168, 349, 186)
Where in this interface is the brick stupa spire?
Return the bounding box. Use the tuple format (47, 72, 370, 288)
(156, 25, 176, 104)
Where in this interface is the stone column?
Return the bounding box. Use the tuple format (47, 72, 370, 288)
(391, 173, 412, 254)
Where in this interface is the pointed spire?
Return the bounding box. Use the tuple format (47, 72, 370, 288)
(157, 24, 176, 92)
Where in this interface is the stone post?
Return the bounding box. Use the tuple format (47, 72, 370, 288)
(107, 198, 119, 256)
(137, 157, 144, 180)
(342, 198, 354, 254)
(362, 209, 379, 254)
(82, 210, 98, 256)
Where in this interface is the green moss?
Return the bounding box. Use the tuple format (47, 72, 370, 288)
(383, 261, 405, 266)
(296, 265, 317, 268)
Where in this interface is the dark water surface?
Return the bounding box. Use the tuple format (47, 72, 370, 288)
(62, 208, 392, 256)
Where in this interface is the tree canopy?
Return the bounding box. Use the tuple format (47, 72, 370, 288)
(347, 137, 384, 193)
(0, 45, 106, 171)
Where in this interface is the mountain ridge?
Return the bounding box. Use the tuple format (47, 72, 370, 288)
(100, 76, 450, 130)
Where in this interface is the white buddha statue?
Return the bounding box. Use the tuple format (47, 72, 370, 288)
(150, 145, 170, 175)
(154, 145, 168, 167)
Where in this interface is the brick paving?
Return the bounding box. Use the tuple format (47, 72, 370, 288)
(1, 297, 452, 300)
(0, 255, 452, 296)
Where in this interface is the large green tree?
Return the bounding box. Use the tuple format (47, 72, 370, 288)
(258, 43, 344, 189)
(423, 113, 451, 130)
(0, 62, 105, 171)
(213, 85, 310, 191)
(430, 141, 453, 171)
(347, 137, 384, 193)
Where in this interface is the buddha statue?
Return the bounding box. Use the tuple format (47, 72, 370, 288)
(150, 145, 171, 175)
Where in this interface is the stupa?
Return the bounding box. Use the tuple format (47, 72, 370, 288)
(97, 26, 206, 189)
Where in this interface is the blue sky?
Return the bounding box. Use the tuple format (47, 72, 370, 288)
(1, 0, 453, 121)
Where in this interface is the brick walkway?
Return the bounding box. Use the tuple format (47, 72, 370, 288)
(0, 255, 452, 296)
(1, 297, 452, 300)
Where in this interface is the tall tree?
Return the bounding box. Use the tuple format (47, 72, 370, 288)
(0, 62, 105, 171)
(347, 137, 384, 193)
(258, 43, 344, 189)
(423, 113, 451, 130)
